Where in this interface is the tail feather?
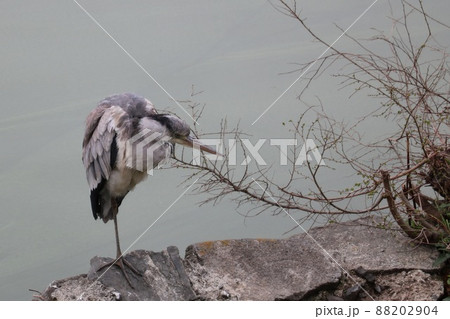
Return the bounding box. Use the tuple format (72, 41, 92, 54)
(89, 180, 127, 223)
(90, 179, 106, 220)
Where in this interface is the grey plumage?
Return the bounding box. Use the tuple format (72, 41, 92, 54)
(81, 93, 219, 287)
(82, 93, 156, 194)
(82, 92, 194, 222)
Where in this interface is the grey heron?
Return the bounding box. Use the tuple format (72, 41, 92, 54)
(82, 93, 217, 286)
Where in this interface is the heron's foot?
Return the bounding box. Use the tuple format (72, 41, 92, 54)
(97, 256, 141, 289)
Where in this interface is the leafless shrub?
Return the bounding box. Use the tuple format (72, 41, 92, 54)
(173, 0, 450, 247)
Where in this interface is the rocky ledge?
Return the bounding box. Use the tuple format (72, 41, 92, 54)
(35, 217, 446, 301)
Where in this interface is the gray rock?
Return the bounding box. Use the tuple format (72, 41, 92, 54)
(184, 238, 342, 300)
(184, 216, 442, 301)
(298, 217, 440, 272)
(343, 285, 362, 300)
(36, 275, 117, 301)
(369, 270, 444, 301)
(327, 295, 344, 301)
(87, 246, 195, 301)
(355, 266, 376, 283)
(374, 284, 382, 294)
(37, 216, 444, 301)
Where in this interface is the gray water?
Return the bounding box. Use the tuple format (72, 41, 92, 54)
(0, 1, 448, 300)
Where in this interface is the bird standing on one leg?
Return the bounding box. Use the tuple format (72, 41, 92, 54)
(82, 93, 218, 287)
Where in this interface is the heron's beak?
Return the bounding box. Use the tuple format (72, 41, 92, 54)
(176, 136, 220, 155)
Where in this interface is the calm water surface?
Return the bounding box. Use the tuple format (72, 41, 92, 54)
(0, 1, 448, 300)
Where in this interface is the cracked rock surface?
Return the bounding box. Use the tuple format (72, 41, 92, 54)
(36, 217, 444, 301)
(184, 238, 342, 300)
(86, 246, 195, 301)
(302, 217, 440, 272)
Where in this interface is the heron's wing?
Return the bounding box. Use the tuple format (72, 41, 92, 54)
(82, 105, 126, 190)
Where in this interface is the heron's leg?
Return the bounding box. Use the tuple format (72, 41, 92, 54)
(113, 211, 123, 259)
(110, 213, 140, 287)
(112, 212, 140, 272)
(97, 201, 140, 289)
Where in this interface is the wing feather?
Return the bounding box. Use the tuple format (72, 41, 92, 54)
(82, 106, 126, 190)
(82, 93, 157, 191)
(82, 93, 157, 221)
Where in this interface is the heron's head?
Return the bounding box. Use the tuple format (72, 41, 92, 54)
(154, 114, 219, 155)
